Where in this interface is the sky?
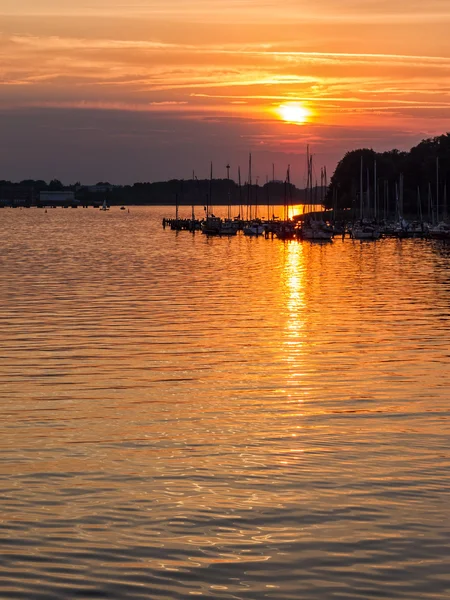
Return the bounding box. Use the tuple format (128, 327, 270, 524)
(1, 0, 450, 185)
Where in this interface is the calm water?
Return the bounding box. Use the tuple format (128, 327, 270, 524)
(0, 206, 449, 600)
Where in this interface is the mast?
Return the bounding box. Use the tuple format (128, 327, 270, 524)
(444, 181, 448, 222)
(384, 179, 388, 221)
(226, 163, 231, 220)
(399, 173, 404, 220)
(417, 185, 422, 223)
(248, 153, 252, 221)
(238, 166, 242, 219)
(436, 156, 439, 223)
(359, 155, 363, 221)
(320, 167, 324, 205)
(395, 181, 399, 221)
(373, 160, 377, 221)
(191, 170, 195, 222)
(306, 145, 310, 214)
(287, 165, 291, 221)
(428, 182, 433, 224)
(209, 161, 213, 217)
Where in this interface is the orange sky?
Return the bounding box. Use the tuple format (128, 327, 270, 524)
(1, 1, 450, 184)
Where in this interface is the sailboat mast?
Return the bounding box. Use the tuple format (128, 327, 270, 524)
(248, 153, 252, 221)
(238, 166, 242, 219)
(400, 173, 404, 219)
(226, 163, 231, 220)
(191, 170, 195, 222)
(306, 145, 310, 211)
(384, 179, 388, 221)
(208, 161, 213, 218)
(374, 160, 377, 221)
(320, 168, 323, 205)
(395, 181, 400, 221)
(417, 186, 422, 222)
(360, 155, 363, 221)
(287, 165, 291, 221)
(436, 157, 439, 223)
(428, 182, 433, 224)
(444, 181, 448, 221)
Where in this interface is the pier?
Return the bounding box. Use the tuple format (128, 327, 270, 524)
(162, 213, 449, 241)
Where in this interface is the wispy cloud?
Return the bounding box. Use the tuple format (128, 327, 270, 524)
(3, 0, 450, 24)
(1, 1, 450, 181)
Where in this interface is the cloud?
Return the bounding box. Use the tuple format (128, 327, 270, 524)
(3, 0, 450, 24)
(1, 1, 450, 182)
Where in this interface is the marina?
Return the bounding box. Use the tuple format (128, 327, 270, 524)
(162, 211, 450, 241)
(162, 148, 450, 241)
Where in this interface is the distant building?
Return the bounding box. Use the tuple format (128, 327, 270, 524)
(39, 191, 78, 205)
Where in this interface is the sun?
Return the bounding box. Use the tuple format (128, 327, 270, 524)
(276, 102, 311, 124)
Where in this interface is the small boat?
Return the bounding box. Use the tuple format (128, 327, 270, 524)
(243, 220, 265, 236)
(300, 218, 333, 241)
(429, 221, 450, 240)
(100, 199, 110, 211)
(275, 221, 297, 240)
(220, 219, 239, 236)
(201, 215, 222, 235)
(350, 223, 380, 240)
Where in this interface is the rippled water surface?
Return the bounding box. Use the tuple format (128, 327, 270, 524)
(0, 206, 449, 599)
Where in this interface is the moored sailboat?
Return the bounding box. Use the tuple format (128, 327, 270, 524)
(300, 148, 333, 241)
(349, 155, 380, 239)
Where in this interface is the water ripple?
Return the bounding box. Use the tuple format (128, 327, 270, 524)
(0, 207, 449, 599)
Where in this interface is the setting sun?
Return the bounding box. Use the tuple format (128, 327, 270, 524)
(276, 103, 311, 125)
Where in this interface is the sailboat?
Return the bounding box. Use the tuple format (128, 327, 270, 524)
(220, 163, 239, 235)
(429, 161, 450, 239)
(243, 153, 264, 236)
(100, 199, 109, 211)
(300, 148, 333, 240)
(350, 156, 380, 240)
(275, 165, 297, 240)
(201, 163, 221, 235)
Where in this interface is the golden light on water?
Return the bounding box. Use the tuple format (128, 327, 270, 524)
(284, 242, 306, 348)
(275, 102, 311, 125)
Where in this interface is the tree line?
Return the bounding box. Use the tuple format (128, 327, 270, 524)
(324, 133, 450, 219)
(0, 178, 320, 206)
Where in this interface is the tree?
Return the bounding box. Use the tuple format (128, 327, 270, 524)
(48, 179, 64, 191)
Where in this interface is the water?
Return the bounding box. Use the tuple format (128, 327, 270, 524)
(0, 206, 449, 599)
